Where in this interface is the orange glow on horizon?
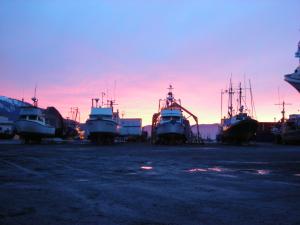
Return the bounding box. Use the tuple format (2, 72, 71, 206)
(2, 73, 300, 126)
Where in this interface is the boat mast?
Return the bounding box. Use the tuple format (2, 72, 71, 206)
(238, 82, 243, 113)
(249, 80, 256, 118)
(101, 92, 106, 106)
(228, 79, 234, 118)
(167, 85, 174, 107)
(275, 101, 291, 123)
(31, 85, 38, 107)
(221, 89, 223, 120)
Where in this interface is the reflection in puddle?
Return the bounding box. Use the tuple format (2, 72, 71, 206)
(208, 167, 223, 172)
(140, 166, 153, 170)
(294, 174, 300, 177)
(187, 167, 224, 173)
(76, 179, 89, 182)
(257, 170, 270, 175)
(188, 168, 207, 173)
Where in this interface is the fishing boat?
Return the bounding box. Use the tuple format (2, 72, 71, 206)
(86, 98, 120, 144)
(284, 39, 300, 92)
(272, 102, 300, 144)
(281, 114, 300, 144)
(151, 85, 200, 144)
(218, 80, 258, 143)
(0, 116, 15, 139)
(15, 95, 55, 143)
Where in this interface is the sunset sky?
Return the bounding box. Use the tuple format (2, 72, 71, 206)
(1, 0, 300, 125)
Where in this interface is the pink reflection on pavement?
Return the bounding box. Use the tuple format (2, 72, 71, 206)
(257, 170, 270, 175)
(140, 166, 153, 170)
(208, 167, 223, 172)
(188, 168, 208, 173)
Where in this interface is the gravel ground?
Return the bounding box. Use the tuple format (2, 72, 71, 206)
(0, 142, 299, 225)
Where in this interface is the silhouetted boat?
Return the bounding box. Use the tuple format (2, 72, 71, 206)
(271, 102, 300, 144)
(16, 95, 55, 143)
(284, 39, 300, 92)
(86, 98, 120, 144)
(151, 85, 200, 144)
(281, 114, 300, 144)
(218, 80, 258, 143)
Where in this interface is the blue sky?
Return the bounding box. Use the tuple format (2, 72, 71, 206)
(1, 0, 300, 123)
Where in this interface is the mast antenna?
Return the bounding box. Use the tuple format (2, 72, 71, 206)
(31, 84, 38, 107)
(101, 92, 106, 106)
(113, 80, 117, 102)
(275, 101, 292, 123)
(249, 80, 256, 118)
(228, 77, 234, 117)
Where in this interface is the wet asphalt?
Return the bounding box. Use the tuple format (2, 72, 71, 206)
(0, 142, 299, 225)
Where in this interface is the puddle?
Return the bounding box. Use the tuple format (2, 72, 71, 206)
(208, 167, 223, 172)
(76, 179, 89, 182)
(188, 168, 208, 173)
(140, 166, 153, 170)
(187, 167, 224, 173)
(294, 174, 300, 177)
(256, 170, 270, 175)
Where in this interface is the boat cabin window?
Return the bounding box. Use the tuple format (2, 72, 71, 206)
(162, 116, 180, 121)
(38, 116, 43, 122)
(20, 115, 27, 119)
(90, 115, 111, 120)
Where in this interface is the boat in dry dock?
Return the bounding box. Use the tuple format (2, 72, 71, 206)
(86, 98, 120, 144)
(218, 80, 258, 143)
(281, 114, 300, 144)
(151, 85, 200, 144)
(15, 96, 55, 143)
(272, 101, 300, 144)
(284, 39, 300, 92)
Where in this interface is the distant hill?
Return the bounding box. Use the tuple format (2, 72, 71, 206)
(0, 96, 31, 121)
(191, 124, 219, 140)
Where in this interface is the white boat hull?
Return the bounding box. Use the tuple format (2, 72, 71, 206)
(86, 119, 119, 136)
(16, 120, 55, 138)
(156, 122, 185, 136)
(284, 74, 300, 92)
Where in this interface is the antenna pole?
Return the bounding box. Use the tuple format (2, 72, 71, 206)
(113, 80, 116, 101)
(239, 82, 242, 113)
(249, 80, 256, 118)
(228, 78, 233, 117)
(31, 84, 38, 107)
(282, 101, 285, 122)
(244, 74, 247, 109)
(221, 89, 223, 121)
(101, 92, 105, 106)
